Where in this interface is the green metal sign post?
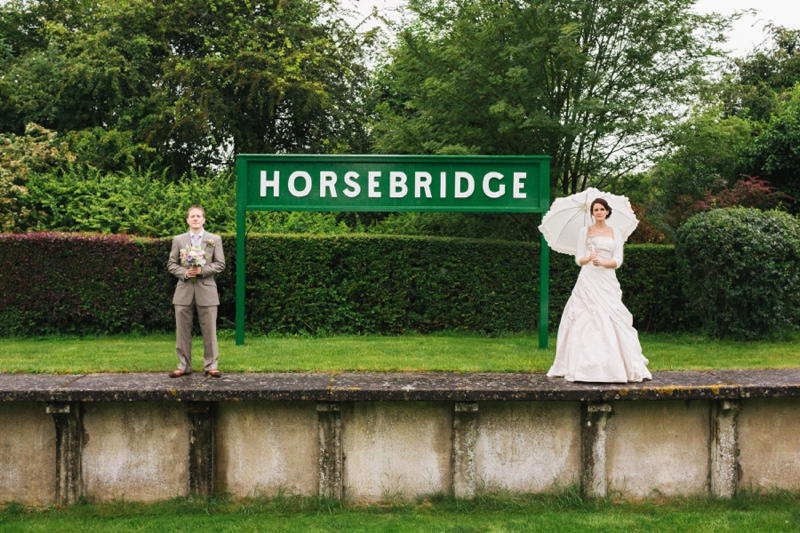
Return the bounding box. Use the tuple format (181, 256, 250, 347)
(235, 154, 551, 347)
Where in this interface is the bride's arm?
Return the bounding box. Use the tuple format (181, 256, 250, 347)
(607, 227, 623, 268)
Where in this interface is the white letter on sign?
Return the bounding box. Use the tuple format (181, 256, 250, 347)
(260, 170, 279, 197)
(343, 171, 360, 198)
(454, 172, 475, 198)
(513, 172, 527, 198)
(390, 171, 408, 198)
(288, 171, 312, 197)
(415, 172, 432, 198)
(368, 171, 382, 198)
(482, 171, 505, 198)
(320, 171, 337, 198)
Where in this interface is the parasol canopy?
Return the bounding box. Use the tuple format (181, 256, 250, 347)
(538, 187, 639, 255)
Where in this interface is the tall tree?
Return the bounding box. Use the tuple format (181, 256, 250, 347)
(739, 85, 800, 211)
(648, 106, 753, 227)
(647, 25, 800, 228)
(371, 0, 729, 196)
(0, 0, 375, 177)
(720, 25, 800, 122)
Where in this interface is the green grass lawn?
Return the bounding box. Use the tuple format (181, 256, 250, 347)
(0, 331, 798, 373)
(2, 493, 800, 532)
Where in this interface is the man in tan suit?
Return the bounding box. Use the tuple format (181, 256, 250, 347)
(167, 205, 226, 378)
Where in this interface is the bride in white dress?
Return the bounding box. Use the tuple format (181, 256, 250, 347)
(547, 198, 652, 383)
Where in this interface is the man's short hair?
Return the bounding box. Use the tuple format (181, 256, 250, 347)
(186, 205, 206, 218)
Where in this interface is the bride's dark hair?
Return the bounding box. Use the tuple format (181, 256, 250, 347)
(590, 198, 612, 219)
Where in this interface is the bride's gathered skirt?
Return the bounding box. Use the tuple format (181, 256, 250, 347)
(547, 238, 652, 383)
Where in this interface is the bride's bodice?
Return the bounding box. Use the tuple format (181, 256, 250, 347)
(575, 226, 623, 270)
(587, 235, 614, 260)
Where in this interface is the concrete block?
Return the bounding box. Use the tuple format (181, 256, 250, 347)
(82, 402, 189, 502)
(582, 402, 613, 497)
(215, 402, 318, 497)
(452, 402, 479, 498)
(473, 402, 581, 493)
(187, 402, 214, 496)
(711, 400, 741, 498)
(317, 402, 343, 499)
(48, 402, 83, 504)
(342, 402, 453, 500)
(0, 402, 56, 504)
(606, 400, 710, 497)
(738, 398, 800, 491)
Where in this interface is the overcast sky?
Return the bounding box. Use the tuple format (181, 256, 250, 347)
(347, 0, 800, 58)
(694, 0, 800, 56)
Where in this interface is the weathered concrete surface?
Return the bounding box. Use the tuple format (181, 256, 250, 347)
(47, 402, 83, 504)
(473, 402, 581, 493)
(606, 400, 710, 497)
(342, 402, 453, 500)
(317, 402, 343, 500)
(581, 402, 613, 497)
(215, 402, 319, 497)
(187, 402, 214, 496)
(738, 398, 800, 490)
(0, 402, 56, 504)
(711, 400, 741, 498)
(452, 402, 479, 498)
(715, 369, 800, 399)
(81, 402, 189, 502)
(4, 369, 800, 403)
(2, 370, 800, 503)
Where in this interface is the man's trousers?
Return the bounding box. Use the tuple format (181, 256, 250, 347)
(175, 296, 219, 373)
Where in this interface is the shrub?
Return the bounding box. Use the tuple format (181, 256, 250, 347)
(0, 233, 174, 336)
(617, 244, 692, 332)
(0, 233, 687, 337)
(675, 207, 800, 339)
(24, 165, 362, 238)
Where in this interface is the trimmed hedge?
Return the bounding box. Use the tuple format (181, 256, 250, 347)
(0, 233, 686, 336)
(0, 233, 175, 336)
(676, 208, 800, 339)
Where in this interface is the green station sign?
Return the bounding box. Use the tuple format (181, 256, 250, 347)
(238, 154, 550, 212)
(235, 154, 552, 347)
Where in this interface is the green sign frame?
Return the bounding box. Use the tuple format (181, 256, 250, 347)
(235, 154, 551, 347)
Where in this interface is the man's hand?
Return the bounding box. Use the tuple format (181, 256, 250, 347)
(186, 267, 202, 278)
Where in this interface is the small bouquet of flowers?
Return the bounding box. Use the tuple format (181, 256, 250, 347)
(587, 235, 596, 253)
(180, 244, 207, 282)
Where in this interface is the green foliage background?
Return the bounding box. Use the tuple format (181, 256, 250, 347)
(0, 233, 686, 337)
(0, 0, 374, 178)
(676, 207, 800, 339)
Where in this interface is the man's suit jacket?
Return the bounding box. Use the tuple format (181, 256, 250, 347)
(168, 232, 226, 306)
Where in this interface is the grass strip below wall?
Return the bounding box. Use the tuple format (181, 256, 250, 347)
(1, 491, 800, 533)
(0, 331, 798, 374)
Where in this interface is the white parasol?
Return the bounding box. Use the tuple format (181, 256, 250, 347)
(538, 187, 639, 255)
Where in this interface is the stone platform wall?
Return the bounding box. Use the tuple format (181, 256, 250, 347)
(1, 371, 799, 504)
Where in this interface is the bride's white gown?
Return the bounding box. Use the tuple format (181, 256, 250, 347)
(547, 227, 652, 383)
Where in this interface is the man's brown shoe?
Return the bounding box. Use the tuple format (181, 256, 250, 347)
(169, 370, 190, 378)
(206, 370, 222, 378)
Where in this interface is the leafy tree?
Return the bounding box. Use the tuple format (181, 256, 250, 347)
(371, 0, 729, 196)
(645, 25, 800, 231)
(648, 106, 753, 228)
(692, 175, 792, 212)
(0, 0, 376, 177)
(720, 25, 800, 122)
(0, 123, 75, 232)
(739, 85, 800, 211)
